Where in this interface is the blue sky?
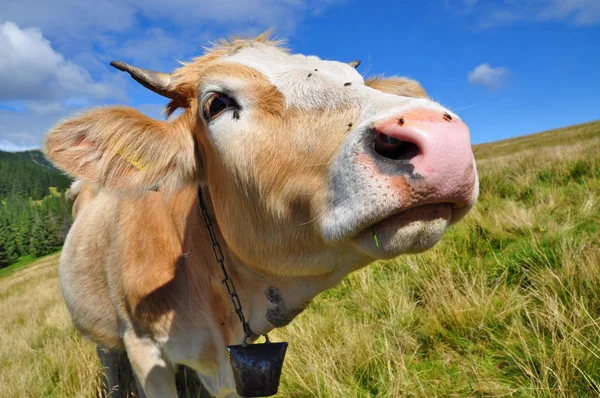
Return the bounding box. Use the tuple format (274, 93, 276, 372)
(0, 0, 599, 151)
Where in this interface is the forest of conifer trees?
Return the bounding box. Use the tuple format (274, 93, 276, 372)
(0, 150, 73, 268)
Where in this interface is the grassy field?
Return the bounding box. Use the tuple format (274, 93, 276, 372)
(1, 120, 599, 397)
(0, 253, 101, 397)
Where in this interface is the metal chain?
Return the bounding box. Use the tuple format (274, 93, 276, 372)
(197, 187, 268, 346)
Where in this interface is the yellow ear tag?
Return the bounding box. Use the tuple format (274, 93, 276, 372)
(117, 147, 145, 171)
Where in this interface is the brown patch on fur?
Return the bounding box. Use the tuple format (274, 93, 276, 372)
(197, 63, 286, 118)
(118, 191, 191, 328)
(366, 76, 428, 98)
(164, 31, 287, 116)
(105, 186, 237, 344)
(357, 153, 412, 198)
(389, 175, 412, 197)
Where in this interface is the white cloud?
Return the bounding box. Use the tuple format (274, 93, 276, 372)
(0, 20, 130, 152)
(0, 0, 348, 96)
(450, 0, 600, 27)
(468, 63, 509, 90)
(538, 0, 600, 25)
(0, 0, 347, 75)
(0, 0, 136, 41)
(0, 0, 344, 53)
(0, 21, 117, 102)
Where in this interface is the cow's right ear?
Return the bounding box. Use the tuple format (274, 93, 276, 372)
(44, 106, 197, 192)
(366, 77, 428, 98)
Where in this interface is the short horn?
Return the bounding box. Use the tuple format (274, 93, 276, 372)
(348, 60, 361, 69)
(110, 61, 178, 99)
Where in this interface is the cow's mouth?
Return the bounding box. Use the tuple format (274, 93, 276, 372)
(360, 202, 454, 236)
(352, 202, 456, 258)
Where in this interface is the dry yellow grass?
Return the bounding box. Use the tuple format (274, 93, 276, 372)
(0, 253, 101, 398)
(1, 120, 599, 397)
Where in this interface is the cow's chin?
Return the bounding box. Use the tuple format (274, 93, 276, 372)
(352, 203, 452, 259)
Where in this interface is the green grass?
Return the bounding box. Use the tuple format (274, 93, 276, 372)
(0, 251, 62, 279)
(0, 254, 41, 279)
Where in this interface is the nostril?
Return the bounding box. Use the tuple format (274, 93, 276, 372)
(374, 130, 420, 160)
(387, 141, 419, 160)
(388, 136, 401, 145)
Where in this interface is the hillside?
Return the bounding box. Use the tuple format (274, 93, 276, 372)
(473, 119, 600, 160)
(0, 121, 599, 397)
(0, 150, 72, 268)
(1, 149, 58, 170)
(0, 149, 71, 200)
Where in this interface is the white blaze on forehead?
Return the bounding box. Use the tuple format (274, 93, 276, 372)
(223, 45, 365, 109)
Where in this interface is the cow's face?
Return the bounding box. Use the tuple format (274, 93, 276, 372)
(190, 43, 478, 274)
(44, 37, 478, 276)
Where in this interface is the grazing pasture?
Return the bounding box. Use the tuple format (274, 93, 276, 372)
(0, 120, 598, 397)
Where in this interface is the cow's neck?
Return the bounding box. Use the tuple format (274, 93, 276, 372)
(231, 257, 349, 338)
(191, 187, 349, 343)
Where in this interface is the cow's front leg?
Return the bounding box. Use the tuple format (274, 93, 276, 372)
(96, 346, 139, 397)
(123, 332, 177, 398)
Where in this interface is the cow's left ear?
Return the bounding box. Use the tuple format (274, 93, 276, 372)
(366, 77, 428, 98)
(44, 106, 197, 192)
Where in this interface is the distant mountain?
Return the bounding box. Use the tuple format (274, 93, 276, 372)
(0, 149, 59, 170)
(10, 150, 59, 170)
(0, 149, 71, 200)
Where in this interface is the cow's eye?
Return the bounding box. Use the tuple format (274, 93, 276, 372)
(203, 93, 237, 121)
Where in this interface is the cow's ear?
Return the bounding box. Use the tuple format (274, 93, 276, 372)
(366, 77, 428, 98)
(44, 106, 197, 192)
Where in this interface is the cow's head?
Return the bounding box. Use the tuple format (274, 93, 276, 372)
(45, 34, 478, 276)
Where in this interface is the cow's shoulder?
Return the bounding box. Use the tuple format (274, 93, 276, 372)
(113, 186, 203, 332)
